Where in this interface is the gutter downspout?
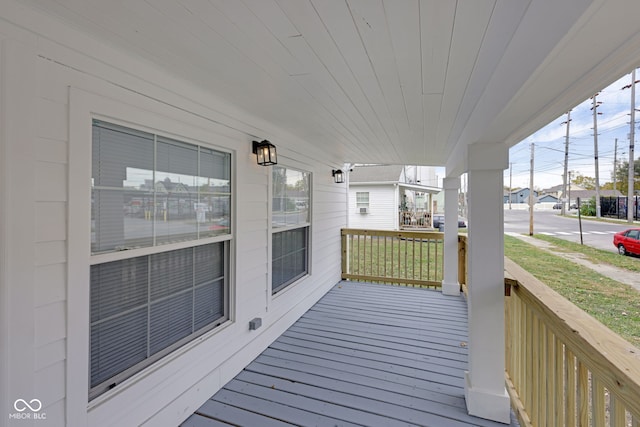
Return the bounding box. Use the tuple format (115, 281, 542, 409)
(345, 164, 353, 228)
(394, 183, 399, 231)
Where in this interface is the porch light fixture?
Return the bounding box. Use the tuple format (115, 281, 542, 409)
(252, 140, 277, 166)
(332, 169, 345, 184)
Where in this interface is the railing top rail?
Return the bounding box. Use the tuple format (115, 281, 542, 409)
(505, 256, 640, 416)
(341, 228, 448, 238)
(341, 228, 467, 241)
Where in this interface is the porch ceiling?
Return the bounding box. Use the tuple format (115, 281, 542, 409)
(20, 0, 640, 172)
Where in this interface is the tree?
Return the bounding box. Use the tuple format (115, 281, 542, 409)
(571, 173, 596, 190)
(611, 158, 640, 194)
(600, 181, 612, 190)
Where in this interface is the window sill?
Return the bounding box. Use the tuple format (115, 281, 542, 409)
(271, 273, 310, 299)
(86, 317, 234, 411)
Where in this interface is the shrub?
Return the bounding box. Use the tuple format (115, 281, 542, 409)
(579, 196, 596, 216)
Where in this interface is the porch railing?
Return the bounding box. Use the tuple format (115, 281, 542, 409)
(398, 210, 432, 229)
(504, 257, 640, 427)
(341, 227, 640, 426)
(340, 228, 466, 289)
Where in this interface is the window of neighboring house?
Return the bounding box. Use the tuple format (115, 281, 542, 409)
(89, 120, 231, 399)
(356, 192, 369, 212)
(271, 166, 310, 294)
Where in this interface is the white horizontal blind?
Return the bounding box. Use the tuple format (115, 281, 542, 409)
(91, 121, 231, 254)
(272, 227, 308, 293)
(272, 167, 309, 228)
(90, 243, 226, 398)
(90, 121, 230, 399)
(271, 166, 310, 293)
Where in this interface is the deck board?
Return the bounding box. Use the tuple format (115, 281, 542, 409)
(211, 389, 362, 427)
(180, 414, 232, 427)
(183, 282, 518, 426)
(276, 331, 468, 370)
(287, 322, 468, 354)
(260, 347, 465, 390)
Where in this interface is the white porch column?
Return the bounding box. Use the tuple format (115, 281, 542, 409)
(464, 143, 511, 424)
(442, 177, 460, 296)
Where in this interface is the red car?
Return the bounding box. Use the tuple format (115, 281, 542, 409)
(613, 228, 640, 256)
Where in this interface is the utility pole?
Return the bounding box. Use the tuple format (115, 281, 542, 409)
(622, 69, 638, 223)
(561, 111, 571, 215)
(509, 162, 513, 210)
(529, 143, 534, 236)
(613, 138, 618, 192)
(631, 71, 637, 223)
(592, 94, 602, 218)
(568, 171, 572, 208)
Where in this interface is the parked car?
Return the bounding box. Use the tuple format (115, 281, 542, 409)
(552, 203, 562, 209)
(432, 214, 467, 229)
(613, 228, 640, 256)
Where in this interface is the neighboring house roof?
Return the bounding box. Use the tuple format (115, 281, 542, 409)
(349, 165, 441, 193)
(543, 184, 564, 193)
(349, 165, 403, 183)
(506, 187, 537, 195)
(542, 184, 586, 194)
(538, 194, 558, 202)
(571, 189, 623, 199)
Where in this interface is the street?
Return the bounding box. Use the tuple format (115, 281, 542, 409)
(503, 209, 635, 254)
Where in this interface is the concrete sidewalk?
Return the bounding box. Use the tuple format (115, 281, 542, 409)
(505, 232, 640, 293)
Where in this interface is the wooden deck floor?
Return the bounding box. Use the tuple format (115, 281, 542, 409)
(182, 282, 518, 427)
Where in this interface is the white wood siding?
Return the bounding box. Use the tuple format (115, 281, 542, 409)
(348, 185, 398, 230)
(1, 33, 39, 424)
(0, 4, 346, 426)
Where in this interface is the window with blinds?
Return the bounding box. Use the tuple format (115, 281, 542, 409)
(90, 121, 230, 399)
(91, 121, 231, 253)
(271, 166, 310, 294)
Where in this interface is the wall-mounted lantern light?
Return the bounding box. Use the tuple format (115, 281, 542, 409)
(332, 169, 345, 184)
(252, 140, 277, 166)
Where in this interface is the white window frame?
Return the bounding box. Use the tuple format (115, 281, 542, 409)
(68, 88, 235, 423)
(88, 120, 231, 400)
(269, 165, 311, 296)
(356, 191, 370, 213)
(356, 191, 370, 208)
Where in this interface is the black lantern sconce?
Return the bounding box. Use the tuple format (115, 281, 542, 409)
(332, 169, 345, 184)
(252, 140, 277, 166)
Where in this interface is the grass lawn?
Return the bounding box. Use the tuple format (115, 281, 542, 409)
(348, 236, 444, 284)
(504, 235, 640, 348)
(532, 234, 640, 272)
